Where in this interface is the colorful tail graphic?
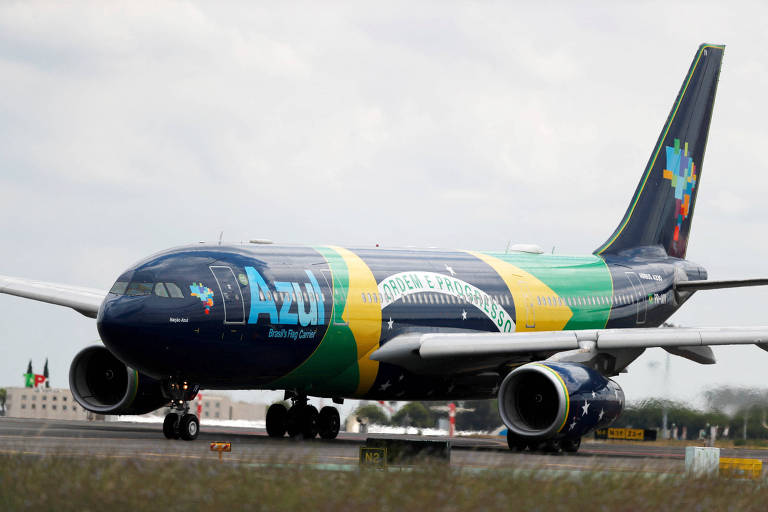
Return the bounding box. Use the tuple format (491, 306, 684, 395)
(595, 44, 724, 259)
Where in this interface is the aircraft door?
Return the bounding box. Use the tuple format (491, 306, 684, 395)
(210, 265, 246, 324)
(520, 280, 535, 329)
(625, 272, 647, 325)
(320, 269, 348, 326)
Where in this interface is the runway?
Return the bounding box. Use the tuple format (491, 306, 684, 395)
(1, 417, 765, 474)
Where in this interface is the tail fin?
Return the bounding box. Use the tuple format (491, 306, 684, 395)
(595, 43, 724, 259)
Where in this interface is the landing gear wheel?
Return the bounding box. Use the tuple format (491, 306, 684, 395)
(561, 437, 581, 453)
(544, 438, 562, 453)
(318, 406, 340, 439)
(179, 414, 200, 441)
(300, 405, 319, 439)
(266, 403, 288, 438)
(506, 431, 528, 451)
(286, 406, 302, 437)
(163, 413, 179, 440)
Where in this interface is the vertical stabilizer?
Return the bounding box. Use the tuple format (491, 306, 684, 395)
(595, 44, 724, 259)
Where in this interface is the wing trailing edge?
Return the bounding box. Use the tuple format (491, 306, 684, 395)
(371, 326, 768, 375)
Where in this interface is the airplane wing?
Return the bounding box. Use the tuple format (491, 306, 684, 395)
(0, 275, 106, 318)
(371, 327, 768, 375)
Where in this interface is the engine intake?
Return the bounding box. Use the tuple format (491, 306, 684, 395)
(498, 361, 623, 440)
(69, 345, 168, 415)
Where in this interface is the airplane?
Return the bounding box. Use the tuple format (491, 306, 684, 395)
(2, 43, 767, 453)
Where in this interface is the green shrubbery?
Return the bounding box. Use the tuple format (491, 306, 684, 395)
(4, 455, 768, 511)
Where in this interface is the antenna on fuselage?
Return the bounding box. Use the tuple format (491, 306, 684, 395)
(218, 231, 224, 246)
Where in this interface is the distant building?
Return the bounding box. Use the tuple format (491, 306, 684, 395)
(194, 394, 266, 422)
(4, 386, 266, 422)
(4, 386, 92, 420)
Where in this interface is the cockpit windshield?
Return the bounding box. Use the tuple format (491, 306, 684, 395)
(109, 274, 185, 299)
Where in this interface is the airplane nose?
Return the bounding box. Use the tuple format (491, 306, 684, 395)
(97, 294, 150, 368)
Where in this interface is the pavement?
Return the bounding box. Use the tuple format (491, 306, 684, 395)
(1, 417, 765, 475)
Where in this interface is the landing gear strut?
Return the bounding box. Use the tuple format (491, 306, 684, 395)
(162, 379, 200, 441)
(265, 395, 340, 440)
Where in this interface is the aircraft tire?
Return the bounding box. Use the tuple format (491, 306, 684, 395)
(163, 413, 179, 440)
(318, 406, 340, 439)
(179, 414, 200, 441)
(286, 405, 303, 437)
(300, 405, 319, 439)
(561, 437, 581, 453)
(506, 431, 528, 451)
(544, 438, 562, 454)
(266, 403, 288, 438)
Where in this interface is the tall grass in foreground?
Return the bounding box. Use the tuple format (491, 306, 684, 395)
(1, 454, 766, 511)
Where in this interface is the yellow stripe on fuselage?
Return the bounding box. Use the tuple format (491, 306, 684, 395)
(469, 251, 572, 331)
(330, 246, 382, 396)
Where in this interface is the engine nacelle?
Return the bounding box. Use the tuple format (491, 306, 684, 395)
(69, 345, 169, 415)
(498, 361, 623, 440)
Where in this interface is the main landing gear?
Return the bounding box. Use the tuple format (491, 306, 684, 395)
(506, 431, 581, 454)
(266, 395, 340, 440)
(162, 380, 200, 441)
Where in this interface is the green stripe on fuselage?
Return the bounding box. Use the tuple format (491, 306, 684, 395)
(268, 246, 360, 395)
(485, 252, 613, 330)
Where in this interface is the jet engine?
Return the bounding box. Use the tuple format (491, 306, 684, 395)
(498, 361, 623, 441)
(69, 345, 169, 415)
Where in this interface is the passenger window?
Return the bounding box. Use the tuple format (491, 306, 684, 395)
(154, 283, 169, 298)
(361, 293, 367, 303)
(372, 293, 378, 303)
(165, 282, 184, 298)
(126, 282, 153, 296)
(109, 281, 128, 295)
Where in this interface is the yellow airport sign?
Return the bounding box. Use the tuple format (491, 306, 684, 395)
(359, 446, 387, 468)
(595, 428, 646, 440)
(719, 457, 762, 479)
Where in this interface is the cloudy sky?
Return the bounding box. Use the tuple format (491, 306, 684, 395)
(1, 1, 767, 410)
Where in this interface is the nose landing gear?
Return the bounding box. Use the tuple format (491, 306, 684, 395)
(266, 395, 340, 440)
(161, 379, 200, 441)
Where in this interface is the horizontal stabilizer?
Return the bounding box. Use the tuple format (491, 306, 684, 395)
(676, 278, 768, 292)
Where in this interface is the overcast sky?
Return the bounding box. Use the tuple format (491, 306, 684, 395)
(1, 1, 767, 411)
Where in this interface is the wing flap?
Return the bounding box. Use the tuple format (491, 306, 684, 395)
(0, 275, 106, 318)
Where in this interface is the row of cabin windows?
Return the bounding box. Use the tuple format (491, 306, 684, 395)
(538, 294, 638, 307)
(356, 292, 643, 309)
(361, 292, 512, 307)
(258, 289, 324, 303)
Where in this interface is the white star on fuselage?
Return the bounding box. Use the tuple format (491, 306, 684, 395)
(379, 380, 391, 391)
(569, 418, 577, 431)
(598, 409, 605, 421)
(591, 391, 596, 399)
(445, 265, 456, 276)
(387, 317, 394, 330)
(581, 401, 590, 416)
(461, 310, 467, 320)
